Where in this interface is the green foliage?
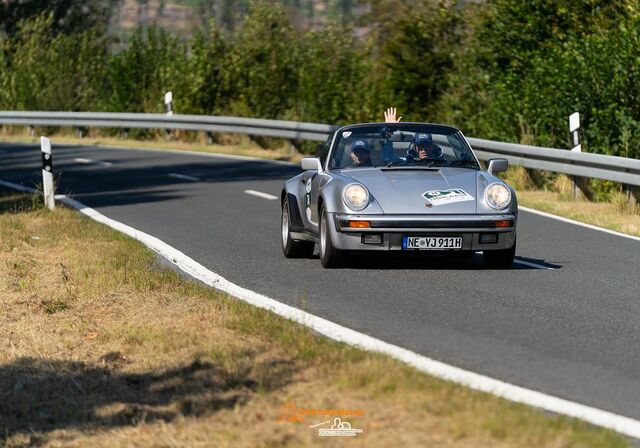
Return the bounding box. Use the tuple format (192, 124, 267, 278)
(368, 0, 461, 122)
(295, 24, 370, 124)
(0, 14, 108, 111)
(0, 0, 639, 165)
(443, 0, 640, 160)
(225, 1, 300, 119)
(106, 26, 190, 113)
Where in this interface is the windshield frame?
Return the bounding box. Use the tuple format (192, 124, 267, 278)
(326, 122, 480, 171)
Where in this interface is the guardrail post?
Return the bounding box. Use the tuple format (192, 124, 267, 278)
(206, 131, 214, 145)
(76, 127, 85, 139)
(28, 126, 35, 137)
(40, 136, 55, 210)
(122, 128, 129, 139)
(287, 140, 297, 157)
(626, 185, 639, 206)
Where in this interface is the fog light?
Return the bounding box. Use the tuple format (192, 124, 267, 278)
(362, 234, 383, 244)
(480, 233, 498, 244)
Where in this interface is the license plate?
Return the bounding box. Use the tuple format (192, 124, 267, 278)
(402, 236, 463, 250)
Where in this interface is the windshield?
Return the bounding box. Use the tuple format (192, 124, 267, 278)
(329, 124, 479, 170)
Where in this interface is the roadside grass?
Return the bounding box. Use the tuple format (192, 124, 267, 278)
(501, 166, 640, 237)
(0, 190, 632, 447)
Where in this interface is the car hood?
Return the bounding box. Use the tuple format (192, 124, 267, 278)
(339, 167, 479, 214)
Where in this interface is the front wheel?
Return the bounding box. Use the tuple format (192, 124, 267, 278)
(282, 198, 314, 258)
(483, 239, 516, 268)
(319, 207, 343, 268)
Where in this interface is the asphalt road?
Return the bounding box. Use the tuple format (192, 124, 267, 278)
(1, 141, 639, 420)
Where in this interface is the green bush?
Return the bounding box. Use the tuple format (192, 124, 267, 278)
(0, 13, 107, 111)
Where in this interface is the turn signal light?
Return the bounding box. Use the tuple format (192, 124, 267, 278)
(348, 221, 370, 228)
(493, 220, 513, 228)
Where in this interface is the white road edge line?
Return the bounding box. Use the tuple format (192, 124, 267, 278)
(244, 189, 278, 200)
(168, 173, 201, 182)
(2, 178, 640, 440)
(74, 157, 113, 167)
(519, 206, 640, 243)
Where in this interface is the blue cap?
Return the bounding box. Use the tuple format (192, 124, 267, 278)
(413, 133, 433, 145)
(352, 139, 369, 151)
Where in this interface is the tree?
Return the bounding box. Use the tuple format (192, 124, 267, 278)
(366, 0, 462, 122)
(226, 0, 300, 119)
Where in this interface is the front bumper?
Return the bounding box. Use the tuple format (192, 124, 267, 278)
(328, 213, 516, 251)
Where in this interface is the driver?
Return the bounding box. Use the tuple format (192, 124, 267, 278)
(407, 133, 446, 162)
(350, 139, 372, 167)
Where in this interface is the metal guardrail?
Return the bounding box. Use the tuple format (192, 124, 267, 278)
(1, 111, 639, 187)
(0, 111, 334, 142)
(468, 138, 640, 187)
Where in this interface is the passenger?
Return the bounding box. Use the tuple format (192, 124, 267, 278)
(350, 139, 372, 167)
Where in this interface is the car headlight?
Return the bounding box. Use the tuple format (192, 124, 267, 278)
(485, 183, 511, 210)
(342, 183, 370, 211)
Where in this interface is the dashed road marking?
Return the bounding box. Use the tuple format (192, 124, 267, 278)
(74, 158, 113, 167)
(168, 173, 201, 182)
(245, 189, 278, 200)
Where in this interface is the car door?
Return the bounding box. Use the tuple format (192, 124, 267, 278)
(302, 135, 333, 231)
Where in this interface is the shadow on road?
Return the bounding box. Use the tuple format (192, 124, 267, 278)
(0, 143, 299, 209)
(336, 252, 562, 270)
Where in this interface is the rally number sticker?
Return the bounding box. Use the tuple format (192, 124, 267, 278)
(422, 188, 474, 205)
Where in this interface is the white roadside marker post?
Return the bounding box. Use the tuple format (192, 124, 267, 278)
(164, 91, 173, 116)
(41, 136, 55, 210)
(164, 91, 173, 140)
(569, 112, 582, 199)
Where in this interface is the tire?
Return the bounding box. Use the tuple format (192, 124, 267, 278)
(483, 238, 516, 268)
(319, 206, 343, 268)
(281, 198, 314, 258)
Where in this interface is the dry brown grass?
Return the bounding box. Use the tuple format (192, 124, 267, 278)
(0, 191, 632, 447)
(501, 166, 640, 237)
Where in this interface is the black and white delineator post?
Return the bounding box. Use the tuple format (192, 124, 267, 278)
(164, 91, 173, 116)
(569, 112, 581, 198)
(41, 136, 55, 210)
(164, 91, 173, 140)
(569, 112, 581, 153)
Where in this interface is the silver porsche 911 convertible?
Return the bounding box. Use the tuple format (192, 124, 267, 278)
(280, 122, 517, 268)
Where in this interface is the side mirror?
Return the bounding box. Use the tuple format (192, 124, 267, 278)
(487, 158, 508, 174)
(301, 157, 322, 172)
